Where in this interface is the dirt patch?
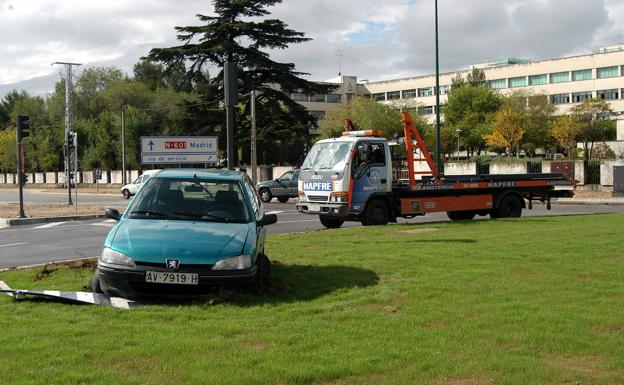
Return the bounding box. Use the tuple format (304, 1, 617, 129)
(589, 323, 623, 336)
(438, 374, 490, 385)
(34, 259, 97, 281)
(395, 227, 440, 235)
(547, 355, 610, 377)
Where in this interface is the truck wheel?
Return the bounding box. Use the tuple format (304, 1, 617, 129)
(277, 196, 289, 203)
(447, 210, 476, 221)
(494, 195, 523, 218)
(122, 189, 131, 199)
(259, 189, 272, 203)
(320, 215, 344, 229)
(362, 199, 389, 226)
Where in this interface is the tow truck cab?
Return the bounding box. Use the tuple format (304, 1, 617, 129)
(296, 131, 392, 225)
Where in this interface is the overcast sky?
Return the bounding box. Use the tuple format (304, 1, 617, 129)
(1, 0, 623, 89)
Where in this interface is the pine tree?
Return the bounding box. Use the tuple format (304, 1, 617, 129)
(147, 0, 336, 164)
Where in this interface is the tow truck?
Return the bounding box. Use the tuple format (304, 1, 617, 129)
(296, 112, 575, 228)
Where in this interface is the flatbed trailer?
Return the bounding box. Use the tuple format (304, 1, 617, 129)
(296, 112, 575, 227)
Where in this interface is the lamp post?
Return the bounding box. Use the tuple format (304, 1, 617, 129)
(434, 0, 442, 174)
(455, 129, 461, 161)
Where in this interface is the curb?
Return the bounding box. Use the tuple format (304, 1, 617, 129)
(0, 214, 107, 228)
(554, 199, 624, 206)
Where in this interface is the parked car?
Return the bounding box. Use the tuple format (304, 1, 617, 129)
(120, 169, 161, 199)
(93, 169, 278, 298)
(256, 169, 300, 203)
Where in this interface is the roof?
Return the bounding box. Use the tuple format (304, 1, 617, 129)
(154, 168, 245, 181)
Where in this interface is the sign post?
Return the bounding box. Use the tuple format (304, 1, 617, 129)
(140, 136, 218, 165)
(95, 168, 102, 193)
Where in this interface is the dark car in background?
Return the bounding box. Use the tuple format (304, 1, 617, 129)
(256, 169, 300, 203)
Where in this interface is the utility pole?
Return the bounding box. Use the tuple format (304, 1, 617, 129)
(434, 0, 442, 175)
(54, 61, 81, 205)
(250, 90, 257, 185)
(121, 106, 126, 185)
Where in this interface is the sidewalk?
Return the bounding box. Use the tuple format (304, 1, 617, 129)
(555, 197, 624, 206)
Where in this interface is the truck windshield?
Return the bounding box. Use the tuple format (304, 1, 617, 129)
(301, 142, 353, 172)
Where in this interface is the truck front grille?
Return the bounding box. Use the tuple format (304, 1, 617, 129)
(307, 195, 328, 202)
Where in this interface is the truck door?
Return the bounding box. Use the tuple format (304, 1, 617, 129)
(275, 171, 293, 196)
(350, 141, 391, 213)
(290, 170, 300, 196)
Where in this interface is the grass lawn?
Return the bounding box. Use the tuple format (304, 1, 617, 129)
(1, 214, 623, 384)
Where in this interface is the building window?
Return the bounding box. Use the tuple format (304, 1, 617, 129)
(435, 85, 450, 95)
(572, 91, 592, 103)
(418, 87, 433, 97)
(387, 91, 401, 100)
(509, 76, 527, 88)
(597, 89, 619, 100)
(418, 106, 434, 115)
(372, 93, 386, 101)
(291, 93, 308, 102)
(572, 69, 592, 81)
(310, 94, 326, 102)
(489, 79, 507, 89)
(402, 89, 416, 98)
(550, 93, 570, 104)
(528, 74, 547, 85)
(309, 111, 326, 119)
(550, 72, 570, 83)
(597, 66, 619, 79)
(326, 94, 341, 103)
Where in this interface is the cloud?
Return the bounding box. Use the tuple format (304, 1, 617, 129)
(0, 0, 622, 91)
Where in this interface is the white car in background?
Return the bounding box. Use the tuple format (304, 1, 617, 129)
(120, 170, 161, 199)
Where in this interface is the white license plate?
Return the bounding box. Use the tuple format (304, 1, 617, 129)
(308, 203, 320, 212)
(145, 271, 199, 285)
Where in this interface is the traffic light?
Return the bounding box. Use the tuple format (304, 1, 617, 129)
(67, 131, 76, 152)
(224, 62, 245, 106)
(16, 114, 30, 141)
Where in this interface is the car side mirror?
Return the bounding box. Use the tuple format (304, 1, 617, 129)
(257, 213, 277, 226)
(105, 208, 121, 221)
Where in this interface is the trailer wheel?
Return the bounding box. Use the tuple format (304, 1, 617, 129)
(447, 210, 476, 221)
(362, 199, 389, 226)
(494, 195, 523, 218)
(319, 215, 344, 229)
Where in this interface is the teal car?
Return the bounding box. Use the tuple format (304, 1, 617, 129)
(92, 169, 277, 298)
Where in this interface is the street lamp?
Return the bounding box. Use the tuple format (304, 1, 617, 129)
(455, 129, 461, 161)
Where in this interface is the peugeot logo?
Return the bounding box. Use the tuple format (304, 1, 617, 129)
(166, 259, 180, 270)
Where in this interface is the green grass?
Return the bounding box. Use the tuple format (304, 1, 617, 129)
(1, 214, 624, 385)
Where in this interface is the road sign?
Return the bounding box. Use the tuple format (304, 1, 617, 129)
(95, 169, 102, 180)
(140, 136, 218, 165)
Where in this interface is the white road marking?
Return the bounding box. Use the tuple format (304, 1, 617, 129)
(0, 242, 27, 248)
(275, 219, 320, 224)
(265, 210, 284, 215)
(33, 221, 68, 229)
(103, 219, 115, 223)
(91, 222, 115, 227)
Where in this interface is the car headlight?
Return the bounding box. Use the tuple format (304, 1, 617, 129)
(100, 247, 135, 267)
(213, 255, 252, 270)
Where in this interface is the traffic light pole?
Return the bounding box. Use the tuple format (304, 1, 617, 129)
(16, 142, 25, 218)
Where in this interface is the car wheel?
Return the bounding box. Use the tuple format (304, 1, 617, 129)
(277, 196, 289, 203)
(319, 215, 344, 229)
(122, 189, 131, 199)
(254, 254, 271, 294)
(259, 189, 272, 203)
(447, 210, 477, 221)
(493, 195, 523, 218)
(91, 271, 102, 293)
(362, 199, 389, 226)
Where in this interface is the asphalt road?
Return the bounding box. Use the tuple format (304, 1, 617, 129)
(0, 188, 127, 206)
(1, 201, 623, 269)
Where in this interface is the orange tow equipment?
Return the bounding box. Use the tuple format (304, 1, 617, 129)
(402, 111, 441, 187)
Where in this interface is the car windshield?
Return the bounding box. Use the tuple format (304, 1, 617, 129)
(126, 177, 250, 223)
(301, 141, 353, 172)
